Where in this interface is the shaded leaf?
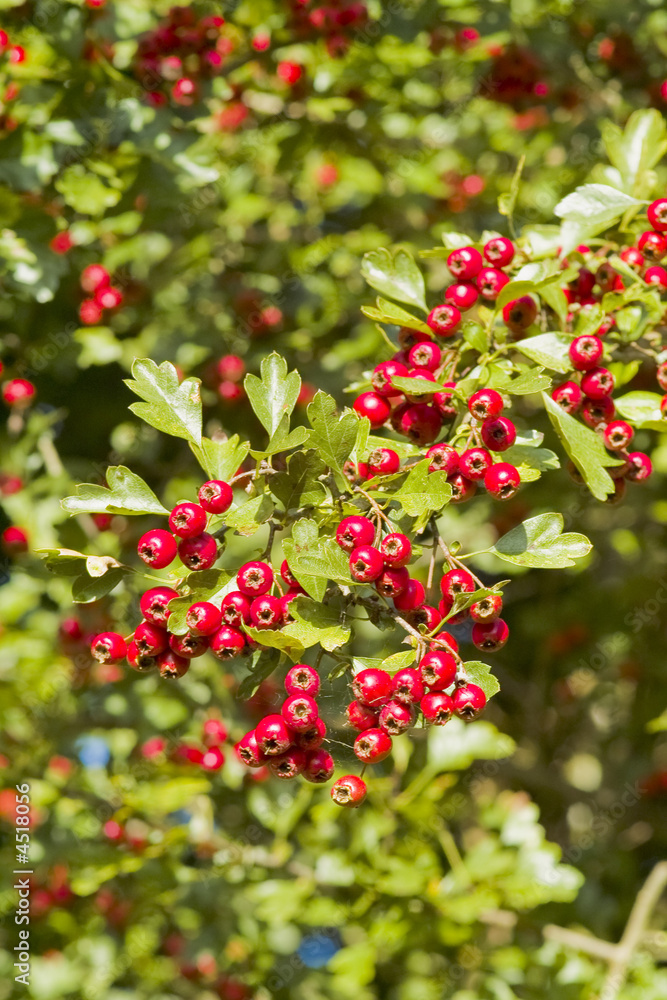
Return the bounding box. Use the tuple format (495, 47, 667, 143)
(491, 513, 592, 568)
(542, 391, 623, 501)
(62, 466, 168, 516)
(361, 248, 427, 312)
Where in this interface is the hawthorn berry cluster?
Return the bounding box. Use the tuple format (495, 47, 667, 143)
(0, 358, 34, 557)
(78, 264, 124, 326)
(289, 0, 369, 58)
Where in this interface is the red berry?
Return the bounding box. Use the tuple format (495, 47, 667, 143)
(481, 417, 517, 453)
(472, 618, 509, 651)
(552, 381, 582, 414)
(380, 532, 412, 568)
(140, 587, 179, 626)
(582, 396, 614, 428)
(426, 443, 459, 475)
(178, 532, 217, 570)
(277, 60, 302, 85)
(638, 230, 667, 261)
(134, 621, 168, 656)
(294, 717, 326, 750)
(353, 391, 391, 428)
(198, 480, 233, 515)
(255, 714, 292, 756)
(127, 641, 158, 673)
(447, 246, 483, 280)
(395, 402, 442, 444)
(433, 382, 459, 420)
(91, 632, 127, 664)
(81, 263, 110, 293)
(393, 579, 425, 612)
(186, 601, 222, 635)
(440, 567, 475, 602)
(1, 525, 28, 553)
(648, 199, 667, 232)
(476, 267, 509, 300)
(95, 285, 123, 310)
(378, 699, 414, 735)
(581, 367, 615, 399)
(346, 700, 379, 731)
(392, 668, 424, 705)
(502, 296, 537, 333)
(419, 650, 457, 691)
(209, 625, 246, 660)
(169, 502, 207, 538)
(367, 447, 400, 477)
(336, 515, 375, 553)
(237, 560, 274, 596)
(354, 727, 392, 763)
(484, 463, 520, 500)
(2, 379, 35, 407)
(303, 749, 335, 783)
(137, 529, 177, 569)
(626, 452, 652, 482)
(658, 362, 667, 392)
(371, 360, 409, 397)
(408, 340, 441, 372)
(331, 774, 367, 807)
(349, 545, 384, 583)
(216, 355, 245, 382)
(468, 388, 503, 421)
(236, 731, 266, 768)
(172, 77, 198, 105)
(351, 667, 393, 708)
(268, 747, 306, 779)
(285, 663, 320, 698)
(620, 247, 644, 269)
(645, 265, 667, 288)
(470, 594, 503, 623)
(280, 559, 299, 588)
(201, 746, 225, 771)
(79, 299, 104, 325)
(603, 421, 633, 451)
(420, 691, 455, 725)
(282, 694, 319, 732)
(249, 595, 283, 629)
(375, 566, 410, 599)
(427, 303, 461, 337)
(459, 447, 493, 481)
(452, 683, 487, 720)
(569, 335, 603, 371)
(445, 281, 479, 311)
(158, 650, 190, 680)
(202, 719, 228, 747)
(405, 603, 442, 631)
(483, 236, 514, 268)
(447, 473, 477, 504)
(661, 395, 667, 417)
(169, 632, 210, 659)
(220, 591, 252, 626)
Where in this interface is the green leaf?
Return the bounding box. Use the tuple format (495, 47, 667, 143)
(489, 365, 551, 395)
(380, 650, 416, 674)
(191, 435, 250, 481)
(361, 248, 427, 313)
(498, 153, 524, 224)
(166, 570, 232, 635)
(614, 390, 667, 431)
(252, 415, 309, 458)
(602, 109, 667, 197)
(307, 392, 359, 481)
(496, 280, 537, 310)
(225, 494, 274, 535)
(361, 297, 432, 333)
(542, 391, 623, 501)
(284, 597, 351, 652)
(55, 165, 121, 216)
(554, 184, 643, 254)
(392, 460, 451, 517)
(62, 466, 168, 516)
(39, 548, 131, 604)
(503, 443, 560, 482)
(125, 359, 202, 446)
(462, 321, 489, 354)
(462, 661, 500, 700)
(491, 513, 592, 568)
(282, 520, 327, 601)
(244, 353, 301, 437)
(514, 333, 573, 374)
(271, 450, 327, 510)
(390, 376, 445, 395)
(244, 625, 305, 660)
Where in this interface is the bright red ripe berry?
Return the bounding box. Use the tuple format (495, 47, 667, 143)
(393, 578, 425, 612)
(157, 650, 190, 680)
(95, 285, 123, 310)
(472, 618, 509, 652)
(202, 718, 228, 747)
(582, 396, 614, 428)
(484, 463, 520, 500)
(367, 447, 400, 477)
(294, 716, 326, 750)
(137, 529, 177, 569)
(427, 303, 461, 337)
(80, 263, 110, 293)
(405, 367, 437, 402)
(648, 199, 667, 232)
(426, 443, 459, 475)
(440, 567, 475, 602)
(249, 595, 283, 629)
(281, 694, 319, 732)
(375, 566, 410, 599)
(447, 473, 477, 504)
(378, 699, 414, 735)
(638, 230, 667, 261)
(172, 76, 198, 105)
(237, 560, 274, 596)
(79, 299, 103, 325)
(354, 727, 392, 763)
(2, 379, 35, 407)
(134, 621, 168, 656)
(459, 447, 493, 481)
(91, 632, 127, 664)
(447, 246, 483, 280)
(277, 60, 302, 85)
(220, 591, 252, 626)
(201, 746, 225, 771)
(470, 594, 503, 623)
(419, 650, 457, 691)
(371, 359, 409, 397)
(552, 381, 582, 414)
(209, 625, 246, 660)
(433, 382, 459, 420)
(581, 367, 615, 399)
(452, 683, 487, 720)
(661, 395, 667, 417)
(619, 247, 644, 268)
(331, 774, 367, 807)
(169, 632, 209, 659)
(644, 265, 667, 288)
(468, 388, 503, 421)
(476, 267, 509, 300)
(178, 532, 217, 570)
(346, 700, 379, 731)
(198, 480, 233, 514)
(658, 362, 667, 392)
(280, 591, 300, 625)
(380, 532, 412, 568)
(335, 515, 375, 553)
(280, 559, 299, 588)
(236, 730, 265, 768)
(285, 663, 320, 698)
(1, 525, 28, 553)
(445, 281, 479, 311)
(169, 502, 207, 538)
(185, 601, 222, 635)
(256, 714, 293, 756)
(420, 691, 455, 725)
(408, 340, 441, 372)
(351, 667, 393, 708)
(392, 668, 424, 705)
(353, 391, 391, 428)
(395, 402, 442, 444)
(349, 545, 384, 582)
(569, 335, 603, 371)
(503, 296, 537, 333)
(481, 417, 517, 453)
(626, 452, 653, 482)
(139, 587, 179, 626)
(483, 236, 514, 268)
(405, 603, 442, 631)
(303, 749, 335, 784)
(127, 641, 158, 673)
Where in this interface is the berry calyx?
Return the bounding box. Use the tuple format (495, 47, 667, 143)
(346, 700, 379, 731)
(220, 591, 252, 626)
(371, 360, 409, 397)
(408, 340, 442, 371)
(481, 417, 517, 453)
(420, 691, 455, 725)
(472, 618, 510, 652)
(209, 625, 246, 660)
(185, 601, 222, 636)
(440, 567, 476, 602)
(378, 700, 414, 735)
(169, 632, 210, 659)
(236, 731, 265, 768)
(134, 621, 168, 656)
(447, 245, 483, 280)
(552, 381, 582, 414)
(380, 532, 412, 567)
(459, 447, 493, 481)
(367, 447, 401, 477)
(445, 281, 479, 311)
(281, 694, 319, 732)
(392, 668, 424, 705)
(626, 452, 652, 482)
(483, 236, 514, 267)
(647, 199, 667, 232)
(249, 595, 283, 629)
(476, 266, 509, 300)
(569, 335, 603, 372)
(427, 303, 461, 337)
(375, 566, 410, 598)
(303, 750, 335, 784)
(158, 650, 190, 680)
(331, 774, 367, 807)
(419, 650, 457, 691)
(255, 714, 292, 756)
(426, 443, 459, 475)
(581, 367, 615, 399)
(604, 421, 634, 451)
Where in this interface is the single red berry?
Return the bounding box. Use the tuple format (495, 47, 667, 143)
(59, 618, 84, 643)
(237, 560, 273, 596)
(349, 545, 384, 583)
(178, 532, 217, 570)
(638, 230, 667, 261)
(447, 473, 477, 504)
(648, 199, 667, 232)
(367, 447, 400, 477)
(216, 355, 245, 382)
(582, 396, 615, 428)
(470, 594, 503, 623)
(569, 335, 603, 371)
(80, 263, 110, 293)
(468, 388, 503, 421)
(249, 595, 283, 629)
(419, 650, 457, 691)
(392, 668, 424, 705)
(137, 529, 177, 569)
(481, 417, 517, 453)
(127, 641, 158, 673)
(346, 700, 379, 731)
(427, 303, 461, 337)
(1, 525, 28, 553)
(472, 618, 509, 651)
(405, 603, 442, 631)
(395, 402, 442, 444)
(351, 667, 393, 708)
(426, 443, 459, 475)
(303, 749, 335, 784)
(140, 587, 179, 626)
(447, 246, 483, 280)
(452, 683, 487, 720)
(354, 727, 392, 763)
(2, 379, 35, 407)
(285, 663, 320, 698)
(569, 267, 596, 299)
(420, 691, 455, 725)
(594, 262, 618, 294)
(658, 362, 667, 392)
(186, 601, 222, 636)
(236, 730, 266, 768)
(440, 567, 475, 602)
(661, 395, 667, 417)
(375, 566, 410, 599)
(380, 532, 412, 568)
(445, 281, 479, 311)
(280, 559, 299, 588)
(626, 452, 653, 482)
(169, 502, 207, 538)
(552, 381, 582, 414)
(336, 515, 375, 553)
(255, 714, 293, 756)
(331, 774, 367, 807)
(353, 391, 391, 428)
(277, 60, 302, 85)
(269, 747, 307, 779)
(202, 718, 228, 747)
(378, 699, 414, 735)
(79, 299, 104, 325)
(393, 579, 426, 612)
(603, 421, 634, 450)
(157, 650, 190, 680)
(371, 360, 409, 397)
(503, 296, 537, 333)
(645, 265, 667, 288)
(209, 625, 246, 659)
(476, 267, 509, 300)
(172, 76, 198, 105)
(294, 717, 327, 750)
(484, 463, 520, 500)
(201, 746, 225, 771)
(483, 236, 514, 268)
(408, 340, 442, 372)
(91, 632, 127, 664)
(282, 694, 319, 732)
(95, 285, 123, 310)
(169, 632, 210, 659)
(198, 480, 233, 515)
(220, 591, 252, 626)
(280, 591, 300, 625)
(134, 621, 168, 656)
(459, 447, 493, 481)
(581, 367, 615, 399)
(433, 382, 459, 420)
(619, 247, 644, 268)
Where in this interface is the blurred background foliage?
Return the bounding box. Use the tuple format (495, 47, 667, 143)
(1, 1, 667, 997)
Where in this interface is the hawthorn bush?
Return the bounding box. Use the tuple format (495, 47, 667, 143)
(2, 3, 667, 1000)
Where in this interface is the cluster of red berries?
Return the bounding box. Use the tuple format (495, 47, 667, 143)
(0, 28, 26, 68)
(204, 353, 246, 405)
(289, 0, 369, 58)
(78, 264, 124, 326)
(133, 7, 227, 107)
(0, 360, 33, 557)
(143, 717, 229, 772)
